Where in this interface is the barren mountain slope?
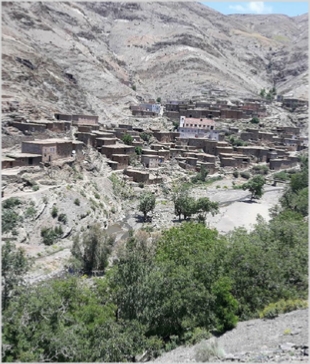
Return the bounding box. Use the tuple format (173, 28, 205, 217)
(2, 2, 308, 123)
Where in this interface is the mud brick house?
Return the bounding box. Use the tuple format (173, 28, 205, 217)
(282, 98, 308, 109)
(258, 132, 275, 142)
(77, 125, 100, 133)
(111, 154, 129, 169)
(2, 156, 16, 169)
(220, 109, 245, 119)
(76, 132, 97, 147)
(152, 131, 179, 143)
(269, 156, 298, 170)
(96, 137, 117, 147)
(9, 121, 46, 133)
(4, 152, 42, 168)
(124, 168, 150, 183)
(235, 146, 269, 162)
(100, 145, 135, 159)
(141, 155, 159, 168)
(54, 113, 99, 126)
(22, 138, 77, 162)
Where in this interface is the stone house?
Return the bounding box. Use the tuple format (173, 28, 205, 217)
(111, 154, 129, 169)
(100, 145, 135, 159)
(141, 155, 159, 168)
(9, 121, 46, 133)
(22, 139, 77, 163)
(4, 152, 42, 167)
(124, 168, 150, 183)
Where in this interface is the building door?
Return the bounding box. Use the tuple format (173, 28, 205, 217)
(29, 157, 33, 165)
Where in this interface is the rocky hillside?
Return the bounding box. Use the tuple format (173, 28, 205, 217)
(2, 2, 308, 123)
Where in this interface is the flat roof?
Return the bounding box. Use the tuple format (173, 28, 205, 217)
(7, 152, 42, 158)
(23, 138, 73, 144)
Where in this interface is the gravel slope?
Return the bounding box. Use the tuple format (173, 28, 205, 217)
(152, 309, 308, 363)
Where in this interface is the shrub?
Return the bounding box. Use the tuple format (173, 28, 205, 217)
(195, 338, 226, 362)
(94, 192, 100, 200)
(156, 97, 161, 103)
(41, 226, 63, 246)
(74, 198, 80, 206)
(32, 185, 40, 191)
(140, 132, 152, 142)
(132, 85, 136, 91)
(3, 198, 22, 209)
(187, 327, 211, 345)
(138, 182, 144, 188)
(58, 213, 68, 224)
(240, 171, 251, 179)
(259, 299, 308, 319)
(273, 171, 290, 181)
(51, 206, 58, 218)
(252, 165, 269, 175)
(25, 206, 37, 218)
(250, 117, 260, 124)
(233, 171, 239, 178)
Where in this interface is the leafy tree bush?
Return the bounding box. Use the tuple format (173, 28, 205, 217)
(71, 224, 114, 275)
(138, 192, 156, 221)
(252, 165, 269, 175)
(135, 146, 142, 155)
(132, 85, 136, 91)
(259, 299, 308, 319)
(191, 165, 208, 183)
(242, 175, 266, 199)
(25, 206, 37, 218)
(156, 97, 161, 103)
(233, 171, 239, 178)
(140, 132, 152, 142)
(250, 117, 260, 124)
(122, 134, 133, 145)
(240, 171, 251, 179)
(2, 277, 160, 362)
(74, 198, 80, 206)
(2, 198, 23, 233)
(273, 171, 290, 181)
(41, 226, 63, 245)
(2, 241, 31, 310)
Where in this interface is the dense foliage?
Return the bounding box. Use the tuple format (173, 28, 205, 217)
(2, 160, 308, 362)
(138, 192, 156, 220)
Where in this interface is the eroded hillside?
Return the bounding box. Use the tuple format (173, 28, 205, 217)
(2, 1, 308, 124)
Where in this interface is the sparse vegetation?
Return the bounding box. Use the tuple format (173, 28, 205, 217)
(32, 185, 40, 191)
(74, 198, 80, 206)
(259, 299, 308, 319)
(25, 206, 37, 218)
(58, 213, 68, 224)
(2, 198, 23, 234)
(51, 205, 58, 218)
(41, 226, 63, 246)
(240, 171, 251, 179)
(195, 338, 226, 362)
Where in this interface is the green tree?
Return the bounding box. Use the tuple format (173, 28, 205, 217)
(2, 277, 158, 362)
(138, 192, 156, 221)
(242, 175, 266, 199)
(2, 241, 31, 310)
(70, 224, 114, 275)
(173, 191, 196, 221)
(156, 97, 161, 103)
(195, 197, 219, 220)
(122, 134, 133, 145)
